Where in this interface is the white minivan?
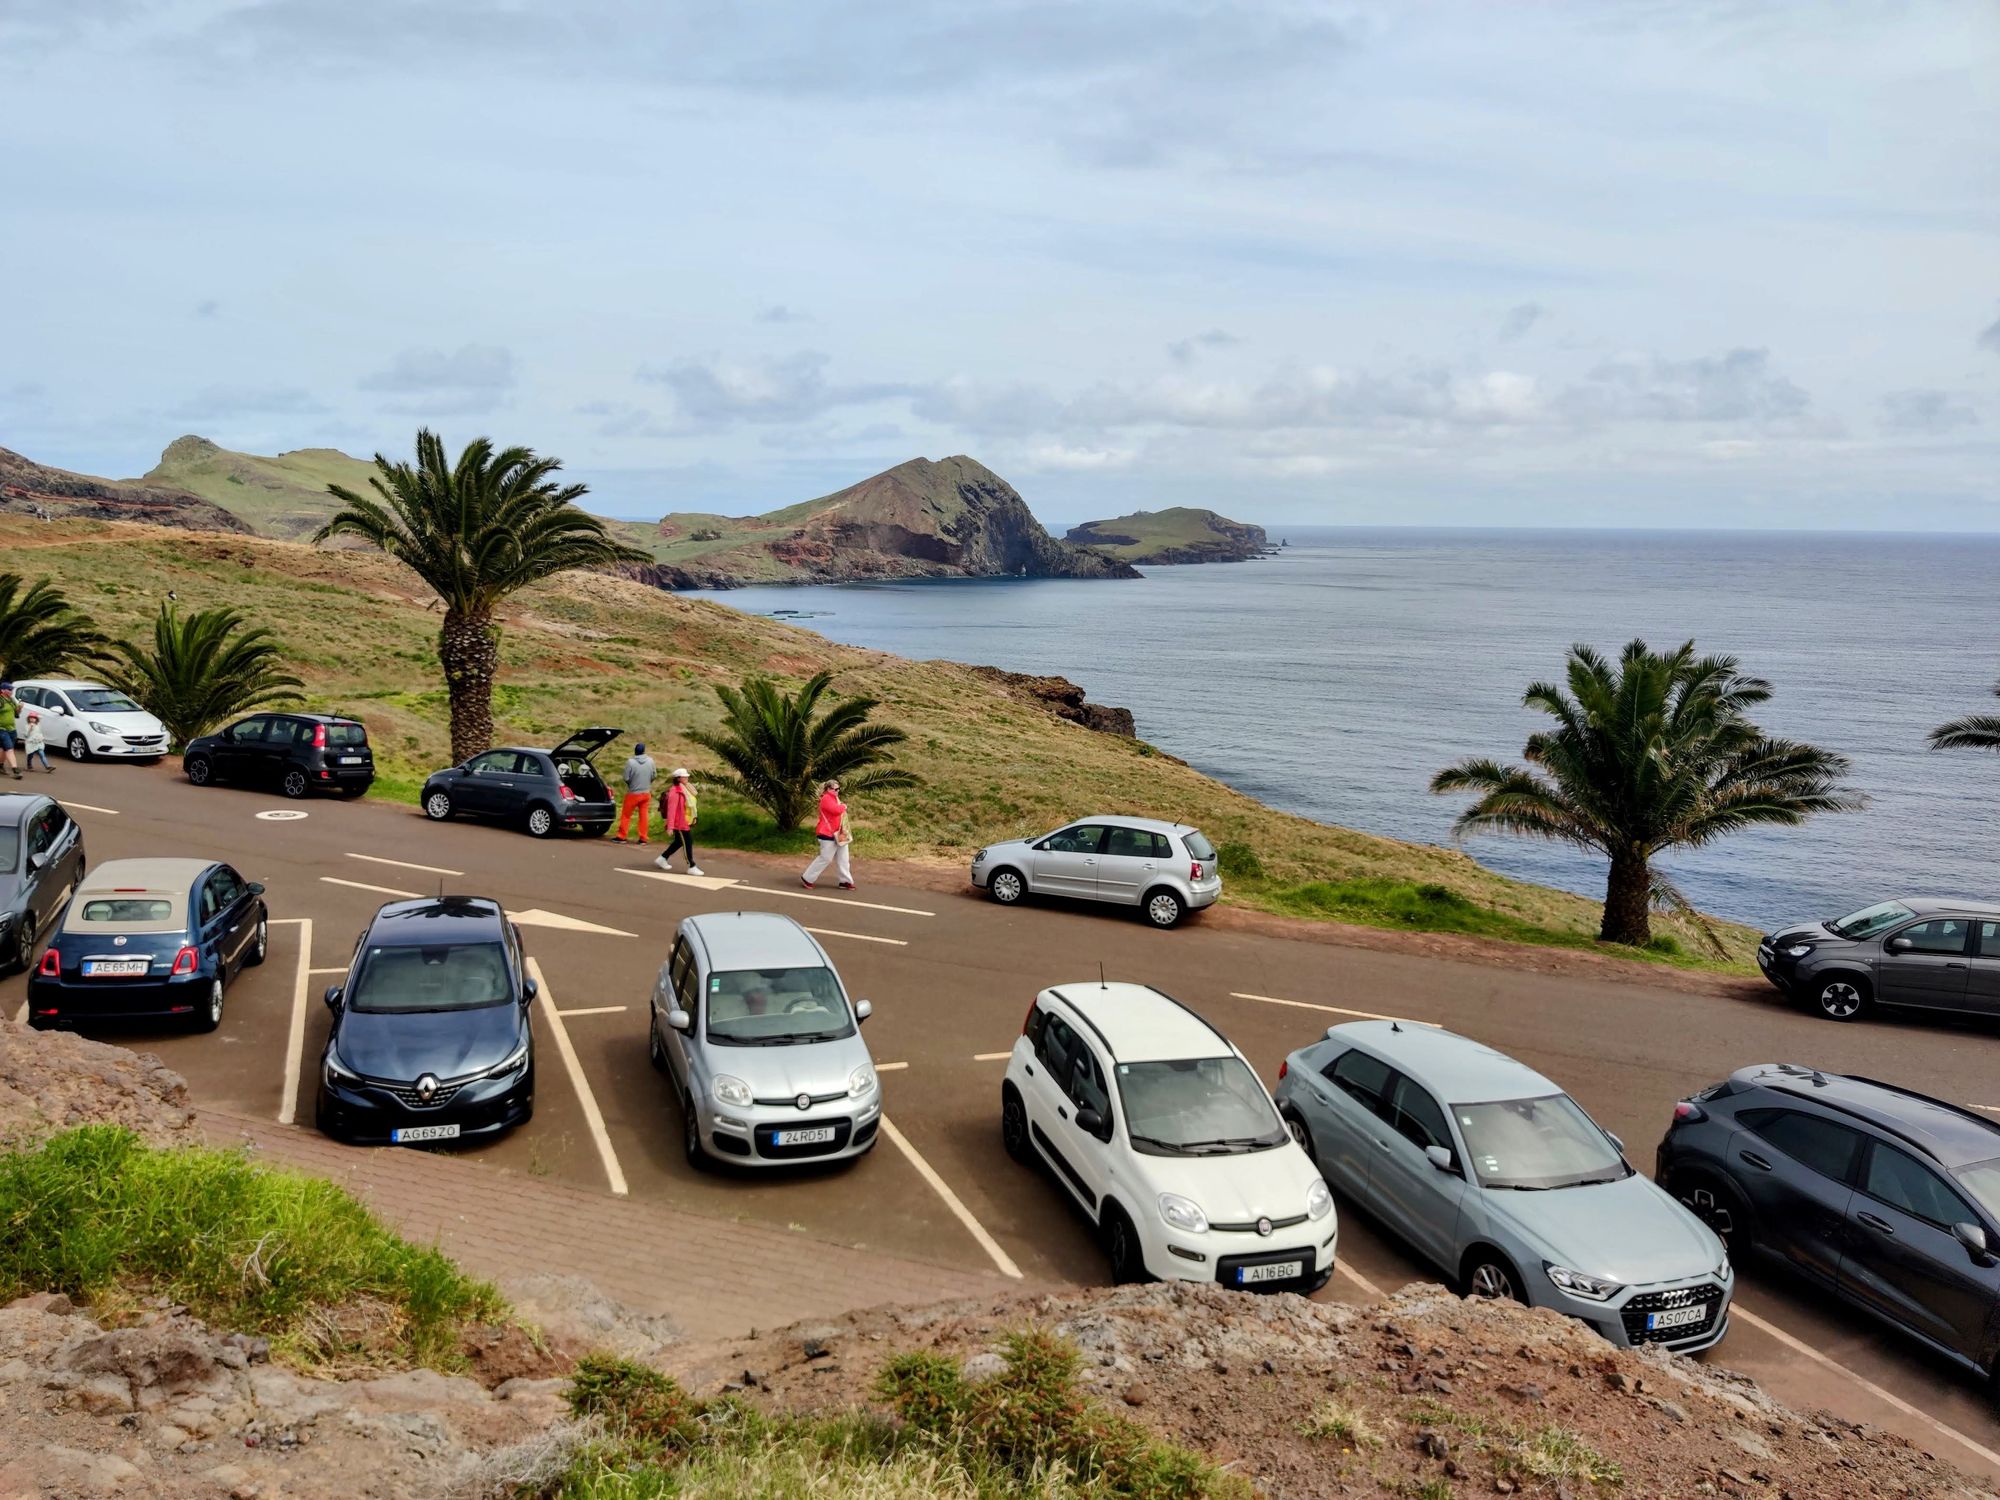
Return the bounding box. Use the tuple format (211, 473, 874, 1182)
(10, 680, 168, 762)
(1002, 981, 1336, 1289)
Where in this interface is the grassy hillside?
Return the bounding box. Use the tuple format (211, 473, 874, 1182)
(142, 436, 379, 539)
(1066, 507, 1265, 564)
(1, 515, 1754, 970)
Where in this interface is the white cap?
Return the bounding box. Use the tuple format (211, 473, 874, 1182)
(671, 767, 690, 779)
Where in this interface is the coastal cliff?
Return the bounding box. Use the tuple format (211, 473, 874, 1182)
(0, 447, 252, 534)
(1066, 506, 1267, 564)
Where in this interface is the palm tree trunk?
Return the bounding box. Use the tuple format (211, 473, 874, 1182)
(439, 606, 498, 764)
(1600, 849, 1652, 946)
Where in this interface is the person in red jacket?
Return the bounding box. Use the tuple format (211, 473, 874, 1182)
(800, 779, 854, 889)
(654, 768, 704, 875)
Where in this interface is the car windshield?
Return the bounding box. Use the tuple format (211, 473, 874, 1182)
(1183, 830, 1216, 862)
(0, 828, 15, 875)
(1830, 901, 1917, 939)
(1953, 1159, 2000, 1225)
(348, 942, 513, 1013)
(705, 965, 854, 1045)
(1116, 1056, 1286, 1155)
(1452, 1093, 1629, 1190)
(70, 689, 142, 713)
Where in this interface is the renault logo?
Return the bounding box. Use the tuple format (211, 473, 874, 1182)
(795, 1092, 812, 1111)
(417, 1073, 440, 1103)
(1256, 1217, 1274, 1238)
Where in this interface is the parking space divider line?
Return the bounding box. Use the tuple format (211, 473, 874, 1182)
(321, 876, 424, 900)
(875, 1061, 909, 1072)
(307, 967, 347, 976)
(746, 886, 936, 918)
(973, 1052, 1011, 1061)
(555, 1005, 628, 1017)
(527, 957, 629, 1197)
(1229, 991, 1436, 1026)
(1730, 1302, 2000, 1471)
(346, 852, 463, 877)
(277, 917, 313, 1126)
(60, 800, 120, 815)
(803, 926, 908, 947)
(1333, 1260, 1383, 1299)
(879, 1115, 1023, 1280)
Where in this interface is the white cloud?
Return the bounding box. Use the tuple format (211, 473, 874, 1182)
(1880, 388, 1979, 433)
(1022, 442, 1136, 471)
(1563, 348, 1810, 424)
(1497, 302, 1545, 342)
(359, 344, 516, 395)
(638, 351, 912, 427)
(1166, 329, 1241, 364)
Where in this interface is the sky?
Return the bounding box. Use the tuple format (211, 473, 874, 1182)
(1, 1, 1995, 528)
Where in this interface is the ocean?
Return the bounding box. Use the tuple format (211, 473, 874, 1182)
(710, 529, 2000, 928)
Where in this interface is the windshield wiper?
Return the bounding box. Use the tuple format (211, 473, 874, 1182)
(733, 1031, 830, 1046)
(1177, 1135, 1275, 1154)
(1128, 1134, 1192, 1155)
(1485, 1182, 1553, 1191)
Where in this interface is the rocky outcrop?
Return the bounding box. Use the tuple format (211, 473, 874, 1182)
(0, 1017, 197, 1148)
(0, 447, 252, 534)
(1066, 507, 1268, 565)
(969, 665, 1136, 736)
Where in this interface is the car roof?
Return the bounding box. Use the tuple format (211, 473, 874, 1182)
(252, 711, 359, 724)
(1892, 897, 2000, 918)
(1042, 982, 1232, 1063)
(1057, 815, 1199, 836)
(76, 858, 217, 894)
(683, 911, 827, 971)
(1741, 1064, 2000, 1168)
(1327, 1021, 1559, 1104)
(365, 896, 507, 945)
(16, 678, 108, 690)
(0, 793, 46, 827)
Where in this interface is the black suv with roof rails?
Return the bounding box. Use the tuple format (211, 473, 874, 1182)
(183, 712, 374, 799)
(1658, 1064, 2000, 1380)
(418, 728, 620, 839)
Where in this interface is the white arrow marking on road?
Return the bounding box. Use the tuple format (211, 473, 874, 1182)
(614, 868, 742, 893)
(508, 908, 635, 937)
(346, 852, 462, 877)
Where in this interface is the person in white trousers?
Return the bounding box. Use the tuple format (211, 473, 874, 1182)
(800, 779, 854, 889)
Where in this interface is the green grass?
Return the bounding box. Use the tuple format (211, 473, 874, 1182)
(1064, 507, 1263, 563)
(0, 1126, 502, 1368)
(1299, 1399, 1385, 1449)
(1499, 1425, 1624, 1488)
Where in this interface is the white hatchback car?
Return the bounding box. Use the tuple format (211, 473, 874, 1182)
(1002, 982, 1336, 1289)
(10, 680, 168, 762)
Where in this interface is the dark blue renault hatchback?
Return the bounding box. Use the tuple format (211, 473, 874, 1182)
(27, 856, 267, 1031)
(316, 896, 536, 1145)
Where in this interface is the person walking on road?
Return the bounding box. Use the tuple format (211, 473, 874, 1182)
(0, 684, 19, 780)
(21, 710, 50, 773)
(654, 768, 703, 875)
(616, 741, 657, 843)
(801, 778, 854, 890)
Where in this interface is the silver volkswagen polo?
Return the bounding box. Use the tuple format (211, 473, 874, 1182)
(1276, 1021, 1732, 1353)
(647, 911, 879, 1168)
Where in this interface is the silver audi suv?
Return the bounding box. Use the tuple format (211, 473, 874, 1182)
(971, 815, 1222, 929)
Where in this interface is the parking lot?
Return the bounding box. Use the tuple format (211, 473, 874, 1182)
(10, 758, 2000, 1481)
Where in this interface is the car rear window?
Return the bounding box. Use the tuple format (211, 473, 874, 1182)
(326, 722, 367, 747)
(80, 898, 173, 922)
(1182, 830, 1216, 861)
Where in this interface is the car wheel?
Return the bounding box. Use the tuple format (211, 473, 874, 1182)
(423, 790, 453, 821)
(1142, 887, 1185, 929)
(1671, 1170, 1755, 1257)
(245, 913, 269, 967)
(1102, 1204, 1148, 1284)
(193, 977, 225, 1033)
(648, 1013, 667, 1072)
(988, 868, 1026, 906)
(1282, 1109, 1318, 1165)
(1462, 1251, 1524, 1303)
(280, 768, 310, 799)
(1001, 1086, 1031, 1164)
(525, 805, 556, 838)
(66, 733, 89, 763)
(1813, 974, 1869, 1022)
(185, 753, 214, 787)
(8, 921, 34, 977)
(682, 1094, 711, 1170)
(313, 1089, 336, 1137)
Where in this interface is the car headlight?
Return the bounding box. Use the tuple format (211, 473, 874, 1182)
(1780, 943, 1814, 958)
(1158, 1192, 1208, 1234)
(1543, 1263, 1623, 1302)
(486, 1041, 529, 1080)
(1306, 1178, 1333, 1221)
(972, 848, 988, 865)
(323, 1050, 362, 1086)
(88, 721, 115, 735)
(1715, 1246, 1730, 1280)
(712, 1074, 753, 1108)
(848, 1064, 877, 1098)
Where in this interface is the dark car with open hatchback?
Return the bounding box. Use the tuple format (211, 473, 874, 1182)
(419, 727, 619, 838)
(183, 712, 375, 799)
(1756, 898, 2000, 1023)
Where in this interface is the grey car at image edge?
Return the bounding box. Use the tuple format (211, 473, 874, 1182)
(971, 815, 1222, 929)
(1658, 1065, 2000, 1382)
(1275, 1020, 1732, 1352)
(1757, 898, 2000, 1023)
(0, 793, 85, 975)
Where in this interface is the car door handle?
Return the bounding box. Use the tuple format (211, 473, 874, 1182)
(1856, 1211, 1896, 1235)
(1738, 1151, 1774, 1171)
(1057, 1106, 1069, 1121)
(1374, 1137, 1392, 1152)
(1945, 963, 1966, 970)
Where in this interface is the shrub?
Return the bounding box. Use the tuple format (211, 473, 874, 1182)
(565, 1355, 704, 1455)
(1299, 1398, 1384, 1449)
(1216, 841, 1264, 880)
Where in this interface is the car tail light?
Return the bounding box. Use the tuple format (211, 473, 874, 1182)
(1672, 1100, 1706, 1124)
(560, 785, 577, 801)
(170, 945, 199, 976)
(1277, 1058, 1289, 1080)
(1190, 861, 1205, 882)
(1021, 999, 1037, 1035)
(38, 948, 59, 977)
(312, 722, 327, 748)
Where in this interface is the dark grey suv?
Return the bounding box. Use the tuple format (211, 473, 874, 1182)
(1756, 898, 2000, 1023)
(1657, 1065, 2000, 1382)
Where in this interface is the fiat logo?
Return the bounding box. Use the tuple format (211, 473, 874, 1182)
(1256, 1217, 1274, 1238)
(795, 1092, 812, 1111)
(113, 936, 128, 947)
(417, 1073, 440, 1103)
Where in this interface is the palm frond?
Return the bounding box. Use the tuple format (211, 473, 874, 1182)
(103, 605, 302, 749)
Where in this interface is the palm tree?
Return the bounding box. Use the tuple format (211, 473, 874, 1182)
(0, 573, 109, 679)
(1431, 639, 1859, 948)
(313, 429, 648, 763)
(689, 670, 919, 831)
(1930, 687, 2000, 751)
(105, 604, 303, 750)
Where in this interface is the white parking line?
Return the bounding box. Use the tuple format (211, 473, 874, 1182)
(974, 1052, 1012, 1061)
(555, 1005, 628, 1018)
(59, 800, 120, 815)
(321, 876, 422, 899)
(1334, 1260, 1383, 1299)
(876, 1061, 910, 1072)
(527, 957, 628, 1197)
(879, 1115, 1022, 1279)
(1730, 1302, 2000, 1471)
(275, 917, 313, 1126)
(346, 852, 462, 877)
(307, 967, 347, 976)
(750, 885, 935, 918)
(1230, 991, 1436, 1026)
(803, 926, 909, 947)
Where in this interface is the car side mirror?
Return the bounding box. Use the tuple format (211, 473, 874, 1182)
(522, 977, 538, 1003)
(1075, 1106, 1107, 1139)
(1953, 1221, 1995, 1265)
(27, 852, 46, 872)
(1886, 936, 1914, 953)
(247, 882, 265, 897)
(855, 999, 872, 1022)
(1424, 1144, 1455, 1173)
(323, 985, 342, 1010)
(1606, 1131, 1625, 1154)
(667, 1008, 692, 1033)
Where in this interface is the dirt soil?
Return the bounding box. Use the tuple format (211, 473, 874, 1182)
(0, 1015, 199, 1149)
(661, 1280, 1997, 1499)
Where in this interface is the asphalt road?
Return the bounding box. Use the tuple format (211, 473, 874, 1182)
(10, 759, 2000, 1478)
